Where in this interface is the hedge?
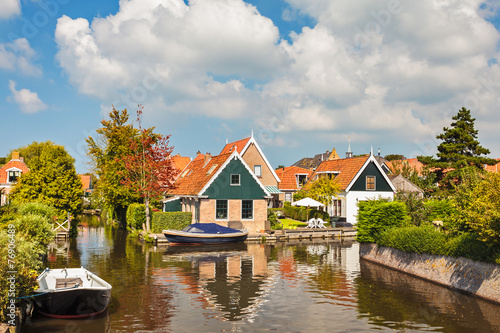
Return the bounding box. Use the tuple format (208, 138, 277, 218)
(356, 199, 409, 243)
(151, 212, 192, 233)
(126, 204, 151, 230)
(283, 204, 329, 222)
(377, 225, 447, 255)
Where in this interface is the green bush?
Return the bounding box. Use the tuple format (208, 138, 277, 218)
(268, 210, 282, 230)
(151, 212, 192, 233)
(378, 225, 447, 255)
(356, 199, 410, 243)
(283, 204, 329, 222)
(0, 230, 44, 322)
(444, 233, 500, 263)
(12, 214, 55, 251)
(126, 203, 151, 230)
(18, 202, 57, 220)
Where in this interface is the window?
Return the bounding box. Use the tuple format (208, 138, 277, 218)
(254, 165, 262, 177)
(242, 200, 253, 219)
(230, 174, 240, 186)
(285, 192, 292, 202)
(366, 176, 375, 190)
(332, 199, 342, 217)
(8, 171, 20, 183)
(216, 200, 228, 219)
(296, 174, 307, 187)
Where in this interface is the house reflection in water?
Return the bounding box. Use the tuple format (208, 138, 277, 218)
(156, 243, 274, 321)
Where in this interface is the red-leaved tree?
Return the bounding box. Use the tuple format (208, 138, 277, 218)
(119, 105, 178, 231)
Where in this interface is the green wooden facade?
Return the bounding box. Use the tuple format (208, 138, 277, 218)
(202, 157, 267, 199)
(350, 161, 393, 192)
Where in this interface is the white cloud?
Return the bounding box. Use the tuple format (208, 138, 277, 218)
(0, 38, 42, 76)
(8, 80, 48, 114)
(0, 0, 21, 19)
(55, 0, 500, 156)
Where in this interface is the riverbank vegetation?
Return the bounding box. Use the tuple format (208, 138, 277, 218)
(357, 108, 500, 264)
(0, 203, 56, 322)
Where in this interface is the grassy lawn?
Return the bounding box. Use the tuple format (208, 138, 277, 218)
(279, 218, 307, 229)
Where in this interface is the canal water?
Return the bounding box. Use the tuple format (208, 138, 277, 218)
(22, 221, 500, 332)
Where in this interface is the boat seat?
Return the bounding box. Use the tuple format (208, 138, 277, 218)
(56, 277, 83, 289)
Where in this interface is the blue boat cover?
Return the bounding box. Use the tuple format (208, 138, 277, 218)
(182, 223, 241, 234)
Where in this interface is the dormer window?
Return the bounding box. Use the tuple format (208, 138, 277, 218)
(296, 174, 308, 188)
(8, 170, 20, 183)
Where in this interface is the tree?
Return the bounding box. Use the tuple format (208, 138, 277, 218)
(452, 170, 500, 245)
(384, 154, 405, 161)
(86, 107, 140, 222)
(9, 142, 83, 217)
(418, 107, 496, 192)
(294, 176, 341, 208)
(119, 106, 178, 231)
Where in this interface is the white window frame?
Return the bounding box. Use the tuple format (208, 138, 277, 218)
(254, 165, 262, 177)
(230, 174, 241, 186)
(6, 167, 22, 183)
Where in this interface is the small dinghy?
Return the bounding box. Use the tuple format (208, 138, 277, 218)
(34, 267, 112, 319)
(163, 223, 248, 245)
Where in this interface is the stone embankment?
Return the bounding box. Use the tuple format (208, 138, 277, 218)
(360, 243, 500, 304)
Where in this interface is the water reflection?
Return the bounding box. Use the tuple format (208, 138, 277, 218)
(22, 223, 500, 333)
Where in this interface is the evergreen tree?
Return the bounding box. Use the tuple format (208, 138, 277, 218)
(9, 142, 83, 217)
(418, 107, 496, 192)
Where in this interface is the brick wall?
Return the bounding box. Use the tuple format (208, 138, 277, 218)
(198, 198, 267, 233)
(242, 143, 277, 187)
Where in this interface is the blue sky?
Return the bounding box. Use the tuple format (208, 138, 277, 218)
(1, 0, 500, 173)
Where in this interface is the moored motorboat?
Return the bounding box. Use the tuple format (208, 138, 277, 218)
(163, 223, 248, 245)
(34, 267, 112, 319)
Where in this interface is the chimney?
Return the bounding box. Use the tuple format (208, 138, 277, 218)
(12, 151, 20, 160)
(196, 150, 202, 156)
(204, 153, 212, 165)
(378, 148, 381, 156)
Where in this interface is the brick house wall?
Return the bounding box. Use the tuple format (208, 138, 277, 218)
(242, 143, 278, 187)
(198, 198, 266, 233)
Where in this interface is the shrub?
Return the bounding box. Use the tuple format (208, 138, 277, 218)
(151, 212, 192, 233)
(268, 210, 282, 230)
(377, 225, 447, 255)
(283, 204, 329, 222)
(356, 199, 409, 243)
(13, 214, 55, 251)
(126, 203, 151, 230)
(0, 231, 44, 322)
(17, 202, 57, 220)
(444, 233, 500, 263)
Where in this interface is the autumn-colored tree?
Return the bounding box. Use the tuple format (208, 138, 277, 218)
(86, 108, 139, 222)
(119, 106, 178, 231)
(293, 176, 340, 208)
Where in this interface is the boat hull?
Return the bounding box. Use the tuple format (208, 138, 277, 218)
(34, 288, 111, 319)
(163, 230, 248, 245)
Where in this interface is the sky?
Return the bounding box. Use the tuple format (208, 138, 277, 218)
(1, 0, 500, 173)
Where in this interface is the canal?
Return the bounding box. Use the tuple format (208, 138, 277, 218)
(22, 222, 500, 332)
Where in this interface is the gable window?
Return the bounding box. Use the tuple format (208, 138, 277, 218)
(216, 200, 228, 219)
(254, 165, 262, 177)
(366, 176, 376, 190)
(8, 170, 20, 183)
(230, 174, 240, 186)
(242, 200, 253, 219)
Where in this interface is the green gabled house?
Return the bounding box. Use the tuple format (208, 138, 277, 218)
(163, 150, 272, 234)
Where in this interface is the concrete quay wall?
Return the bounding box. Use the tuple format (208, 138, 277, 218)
(359, 243, 500, 304)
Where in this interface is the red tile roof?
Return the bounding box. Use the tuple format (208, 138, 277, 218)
(167, 153, 233, 196)
(220, 137, 250, 155)
(309, 155, 370, 190)
(275, 166, 313, 190)
(80, 175, 91, 190)
(386, 158, 424, 175)
(172, 155, 191, 172)
(0, 159, 30, 183)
